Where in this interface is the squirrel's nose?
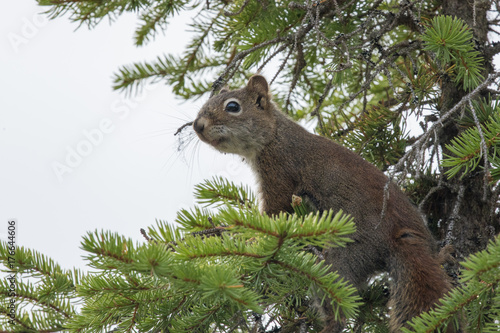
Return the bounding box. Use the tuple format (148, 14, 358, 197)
(193, 118, 206, 134)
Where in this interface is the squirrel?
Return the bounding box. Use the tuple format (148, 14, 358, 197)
(193, 75, 454, 332)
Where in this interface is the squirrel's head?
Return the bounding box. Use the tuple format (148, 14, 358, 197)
(193, 75, 276, 160)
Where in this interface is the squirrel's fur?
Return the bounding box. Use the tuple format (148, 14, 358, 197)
(193, 75, 454, 332)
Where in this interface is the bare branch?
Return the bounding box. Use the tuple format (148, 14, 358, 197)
(271, 44, 295, 85)
(468, 99, 491, 201)
(445, 185, 465, 245)
(211, 35, 291, 96)
(392, 72, 500, 177)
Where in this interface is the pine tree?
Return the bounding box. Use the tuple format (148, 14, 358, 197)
(2, 0, 499, 331)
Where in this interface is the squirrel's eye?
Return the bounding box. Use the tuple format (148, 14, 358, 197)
(225, 101, 241, 113)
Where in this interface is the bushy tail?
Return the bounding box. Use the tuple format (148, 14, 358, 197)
(388, 229, 456, 332)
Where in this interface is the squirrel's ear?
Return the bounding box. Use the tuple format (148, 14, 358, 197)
(246, 75, 270, 109)
(219, 85, 230, 94)
(247, 75, 269, 95)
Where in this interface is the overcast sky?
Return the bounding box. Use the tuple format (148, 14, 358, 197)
(0, 3, 255, 271)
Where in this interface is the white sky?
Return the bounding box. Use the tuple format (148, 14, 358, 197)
(0, 3, 254, 271)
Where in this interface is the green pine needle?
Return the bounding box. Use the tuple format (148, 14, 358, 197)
(442, 113, 500, 180)
(422, 15, 484, 90)
(194, 176, 256, 208)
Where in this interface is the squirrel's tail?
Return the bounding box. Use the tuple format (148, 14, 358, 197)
(388, 228, 458, 332)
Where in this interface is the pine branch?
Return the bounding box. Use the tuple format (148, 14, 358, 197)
(61, 177, 359, 332)
(194, 176, 256, 209)
(0, 242, 81, 332)
(422, 15, 484, 90)
(38, 0, 153, 27)
(441, 113, 500, 181)
(134, 0, 187, 46)
(80, 230, 137, 270)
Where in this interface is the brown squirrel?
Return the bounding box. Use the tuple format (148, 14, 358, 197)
(193, 75, 454, 332)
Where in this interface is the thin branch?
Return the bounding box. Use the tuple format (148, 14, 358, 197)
(271, 44, 295, 85)
(310, 74, 334, 134)
(224, 0, 251, 16)
(468, 99, 491, 201)
(338, 58, 391, 113)
(210, 35, 290, 96)
(418, 185, 444, 214)
(434, 128, 445, 177)
(257, 44, 290, 73)
(445, 185, 465, 245)
(285, 41, 307, 113)
(392, 72, 500, 177)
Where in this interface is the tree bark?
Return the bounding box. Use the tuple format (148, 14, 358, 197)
(428, 0, 500, 260)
